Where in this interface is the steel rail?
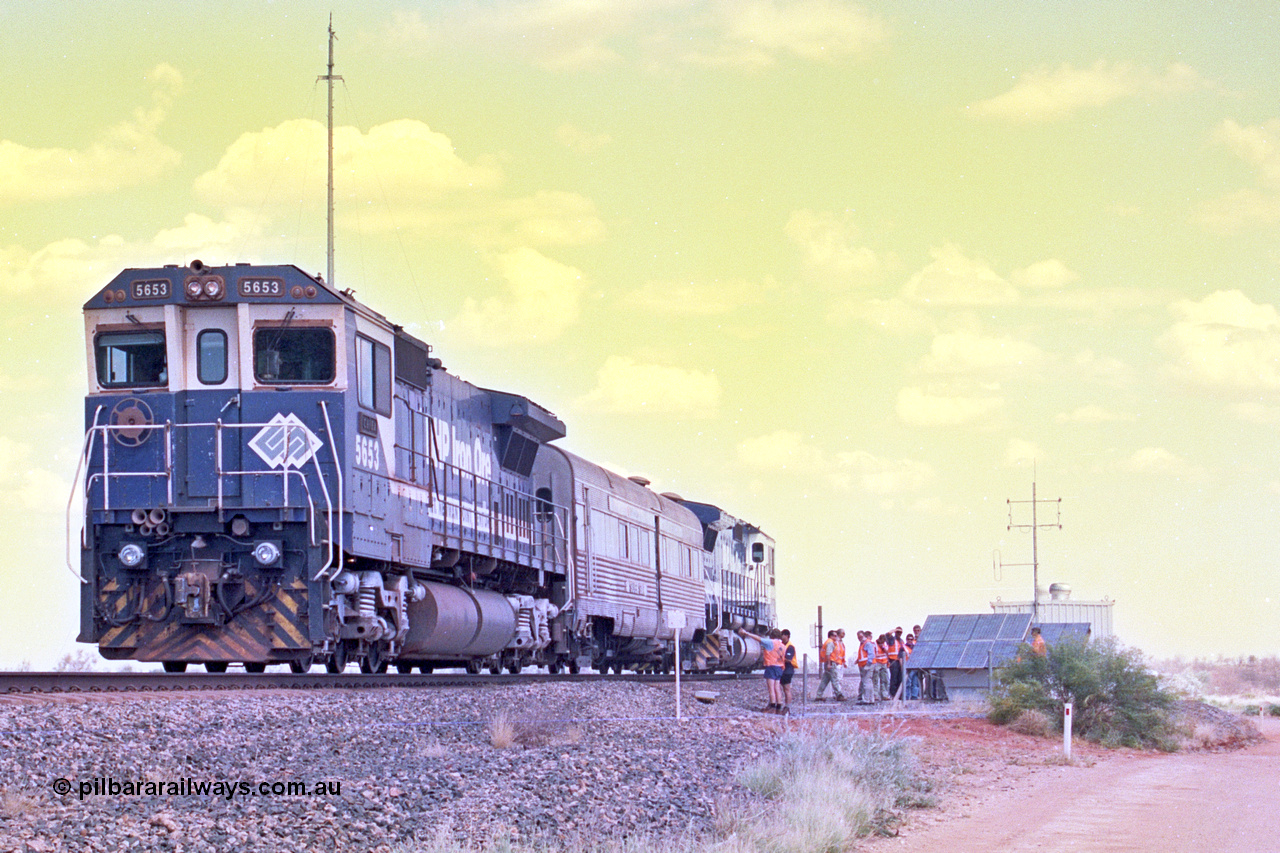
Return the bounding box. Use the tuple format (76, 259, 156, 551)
(0, 670, 748, 696)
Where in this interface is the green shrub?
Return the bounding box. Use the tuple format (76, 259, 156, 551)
(1268, 704, 1280, 717)
(989, 637, 1179, 750)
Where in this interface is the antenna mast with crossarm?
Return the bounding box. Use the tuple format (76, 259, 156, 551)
(1005, 472, 1062, 624)
(318, 16, 343, 287)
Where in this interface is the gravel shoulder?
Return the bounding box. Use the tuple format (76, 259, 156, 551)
(0, 680, 1262, 853)
(0, 678, 782, 852)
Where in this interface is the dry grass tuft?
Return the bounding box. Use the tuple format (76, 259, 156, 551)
(488, 709, 584, 750)
(1008, 709, 1053, 738)
(0, 789, 38, 820)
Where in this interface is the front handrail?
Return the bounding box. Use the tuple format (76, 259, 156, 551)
(64, 405, 104, 583)
(314, 400, 342, 580)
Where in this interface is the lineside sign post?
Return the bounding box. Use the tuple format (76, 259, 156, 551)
(1064, 701, 1073, 760)
(670, 610, 686, 721)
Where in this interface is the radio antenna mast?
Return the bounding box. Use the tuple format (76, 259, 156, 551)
(1005, 468, 1061, 623)
(318, 15, 343, 286)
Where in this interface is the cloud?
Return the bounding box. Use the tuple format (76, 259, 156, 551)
(838, 297, 936, 335)
(903, 245, 1018, 306)
(623, 277, 769, 316)
(736, 430, 826, 474)
(919, 330, 1044, 375)
(1161, 289, 1280, 392)
(557, 124, 613, 154)
(785, 209, 885, 287)
(0, 64, 182, 204)
(967, 60, 1206, 122)
(736, 432, 934, 494)
(691, 0, 889, 68)
(1004, 439, 1044, 467)
(1011, 258, 1078, 290)
(833, 450, 935, 495)
(1055, 404, 1136, 424)
(896, 386, 1003, 427)
(578, 356, 721, 417)
(1201, 119, 1280, 231)
(0, 436, 70, 514)
(452, 248, 587, 346)
(1119, 446, 1194, 477)
(193, 119, 603, 248)
(383, 1, 887, 72)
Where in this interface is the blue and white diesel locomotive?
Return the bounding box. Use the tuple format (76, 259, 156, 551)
(70, 261, 776, 674)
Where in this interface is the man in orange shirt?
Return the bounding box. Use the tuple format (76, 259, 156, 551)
(813, 629, 846, 702)
(739, 626, 786, 713)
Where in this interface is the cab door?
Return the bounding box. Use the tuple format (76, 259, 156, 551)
(181, 307, 242, 500)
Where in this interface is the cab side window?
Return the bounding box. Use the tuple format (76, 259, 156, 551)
(356, 335, 392, 415)
(253, 327, 335, 384)
(96, 330, 167, 388)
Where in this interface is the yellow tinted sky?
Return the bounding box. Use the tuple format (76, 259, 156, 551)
(3, 1, 1279, 666)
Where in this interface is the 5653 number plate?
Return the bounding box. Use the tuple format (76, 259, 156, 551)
(131, 280, 170, 299)
(238, 278, 285, 297)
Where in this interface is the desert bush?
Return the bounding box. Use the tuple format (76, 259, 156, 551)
(989, 637, 1179, 751)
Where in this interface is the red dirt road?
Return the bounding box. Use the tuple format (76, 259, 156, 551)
(872, 717, 1280, 853)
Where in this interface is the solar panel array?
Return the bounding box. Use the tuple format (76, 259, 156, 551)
(907, 612, 1031, 671)
(1038, 622, 1091, 644)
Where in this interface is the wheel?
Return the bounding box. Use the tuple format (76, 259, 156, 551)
(289, 655, 313, 674)
(326, 642, 347, 673)
(162, 661, 187, 673)
(205, 662, 228, 673)
(361, 642, 388, 674)
(568, 660, 580, 674)
(611, 661, 624, 675)
(418, 664, 434, 674)
(396, 663, 414, 674)
(487, 662, 501, 675)
(244, 662, 267, 674)
(507, 662, 521, 674)
(547, 661, 562, 675)
(465, 660, 481, 675)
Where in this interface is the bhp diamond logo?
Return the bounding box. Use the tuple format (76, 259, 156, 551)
(248, 414, 324, 469)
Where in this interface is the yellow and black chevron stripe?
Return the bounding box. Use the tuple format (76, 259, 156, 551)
(694, 631, 724, 670)
(100, 577, 311, 663)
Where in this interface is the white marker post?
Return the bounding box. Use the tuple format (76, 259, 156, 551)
(669, 610, 686, 721)
(1063, 701, 1073, 761)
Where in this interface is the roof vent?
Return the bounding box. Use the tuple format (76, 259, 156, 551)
(660, 491, 684, 502)
(1049, 583, 1072, 600)
(627, 475, 651, 488)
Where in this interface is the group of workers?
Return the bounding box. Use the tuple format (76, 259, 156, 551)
(738, 623, 928, 714)
(814, 626, 926, 704)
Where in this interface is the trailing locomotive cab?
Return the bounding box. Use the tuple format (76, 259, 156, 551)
(678, 501, 778, 672)
(71, 262, 572, 673)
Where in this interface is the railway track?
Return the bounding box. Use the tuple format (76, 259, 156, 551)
(0, 670, 748, 696)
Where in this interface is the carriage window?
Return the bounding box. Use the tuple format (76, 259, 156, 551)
(356, 335, 392, 415)
(95, 330, 167, 388)
(197, 330, 228, 385)
(253, 327, 334, 383)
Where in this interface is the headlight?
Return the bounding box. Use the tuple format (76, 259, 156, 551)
(118, 543, 146, 567)
(252, 542, 282, 566)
